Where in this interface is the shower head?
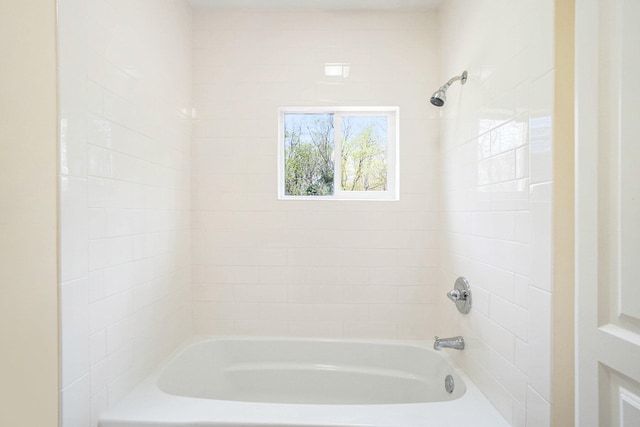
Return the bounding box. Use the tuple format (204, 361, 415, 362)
(430, 71, 468, 107)
(430, 88, 447, 107)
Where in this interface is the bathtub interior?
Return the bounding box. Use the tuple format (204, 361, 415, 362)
(156, 338, 466, 405)
(98, 337, 512, 427)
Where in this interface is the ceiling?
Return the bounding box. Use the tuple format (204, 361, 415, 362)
(187, 0, 443, 11)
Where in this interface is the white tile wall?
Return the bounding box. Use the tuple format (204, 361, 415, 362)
(438, 0, 553, 425)
(58, 0, 193, 425)
(61, 375, 91, 427)
(191, 10, 441, 339)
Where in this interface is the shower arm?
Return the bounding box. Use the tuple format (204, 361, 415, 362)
(442, 72, 468, 90)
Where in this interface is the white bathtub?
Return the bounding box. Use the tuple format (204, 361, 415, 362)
(98, 337, 510, 427)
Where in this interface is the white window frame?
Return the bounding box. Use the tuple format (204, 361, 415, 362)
(278, 106, 399, 201)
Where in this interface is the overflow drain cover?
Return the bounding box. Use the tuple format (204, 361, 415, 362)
(445, 375, 454, 393)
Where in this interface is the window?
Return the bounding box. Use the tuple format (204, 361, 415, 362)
(278, 107, 398, 200)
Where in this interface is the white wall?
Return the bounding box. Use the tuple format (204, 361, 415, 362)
(58, 0, 193, 425)
(0, 2, 59, 426)
(437, 0, 553, 426)
(191, 10, 442, 339)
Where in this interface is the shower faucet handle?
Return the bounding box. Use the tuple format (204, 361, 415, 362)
(447, 288, 468, 302)
(447, 277, 472, 314)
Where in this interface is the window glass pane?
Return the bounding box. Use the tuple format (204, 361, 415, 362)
(284, 113, 335, 196)
(340, 116, 388, 192)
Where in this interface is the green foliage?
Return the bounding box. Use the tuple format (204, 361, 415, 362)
(341, 120, 387, 192)
(283, 113, 388, 196)
(284, 114, 334, 196)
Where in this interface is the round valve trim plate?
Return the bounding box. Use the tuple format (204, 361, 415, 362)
(452, 276, 472, 314)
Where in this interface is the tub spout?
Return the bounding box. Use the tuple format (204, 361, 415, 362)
(433, 336, 464, 351)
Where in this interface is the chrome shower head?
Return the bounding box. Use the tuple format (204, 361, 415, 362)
(430, 70, 468, 107)
(430, 88, 447, 107)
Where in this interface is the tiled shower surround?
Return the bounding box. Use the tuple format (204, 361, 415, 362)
(58, 0, 193, 425)
(190, 10, 442, 339)
(58, 1, 554, 426)
(438, 0, 553, 425)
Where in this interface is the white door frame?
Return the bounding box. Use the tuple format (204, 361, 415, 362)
(575, 0, 599, 420)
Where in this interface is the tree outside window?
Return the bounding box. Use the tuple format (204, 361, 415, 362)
(279, 107, 398, 200)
